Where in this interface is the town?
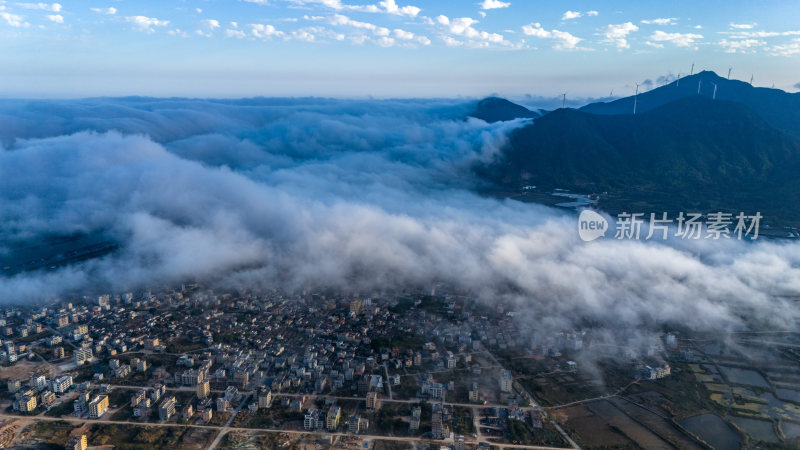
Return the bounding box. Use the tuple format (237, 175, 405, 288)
(0, 286, 797, 449)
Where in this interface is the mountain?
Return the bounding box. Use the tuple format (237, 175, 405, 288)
(481, 95, 800, 224)
(581, 71, 800, 139)
(470, 97, 540, 123)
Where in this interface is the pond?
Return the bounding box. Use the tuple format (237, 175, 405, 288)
(679, 414, 741, 450)
(719, 366, 770, 388)
(730, 416, 779, 443)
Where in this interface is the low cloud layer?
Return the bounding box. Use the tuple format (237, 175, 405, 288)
(1, 98, 799, 347)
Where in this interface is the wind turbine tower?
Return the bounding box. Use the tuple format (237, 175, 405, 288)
(697, 80, 702, 94)
(690, 62, 695, 76)
(633, 83, 639, 115)
(750, 74, 754, 85)
(712, 82, 718, 100)
(561, 93, 567, 108)
(727, 67, 732, 80)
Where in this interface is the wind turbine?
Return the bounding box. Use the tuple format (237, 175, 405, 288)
(712, 82, 718, 100)
(749, 74, 754, 85)
(676, 73, 681, 87)
(727, 67, 732, 80)
(633, 83, 639, 115)
(690, 62, 695, 76)
(697, 79, 702, 94)
(561, 93, 567, 108)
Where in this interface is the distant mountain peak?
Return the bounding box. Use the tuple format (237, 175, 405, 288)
(580, 70, 800, 139)
(470, 96, 540, 123)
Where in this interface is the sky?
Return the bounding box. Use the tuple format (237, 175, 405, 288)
(1, 0, 800, 99)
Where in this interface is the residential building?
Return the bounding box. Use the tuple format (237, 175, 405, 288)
(326, 405, 341, 431)
(88, 394, 109, 418)
(52, 375, 73, 394)
(66, 434, 88, 450)
(159, 396, 176, 421)
(74, 348, 93, 366)
(197, 380, 210, 399)
(500, 370, 513, 393)
(366, 391, 381, 410)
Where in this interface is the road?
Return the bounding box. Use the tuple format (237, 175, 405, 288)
(0, 412, 574, 450)
(382, 362, 393, 400)
(207, 392, 252, 450)
(480, 347, 582, 450)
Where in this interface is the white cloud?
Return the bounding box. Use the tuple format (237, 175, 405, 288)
(436, 14, 506, 46)
(1, 10, 26, 27)
(392, 28, 414, 40)
(277, 0, 420, 17)
(202, 19, 220, 30)
(292, 29, 316, 41)
(375, 36, 395, 46)
(45, 13, 61, 23)
(641, 17, 676, 25)
(602, 22, 639, 49)
(727, 29, 800, 39)
(250, 23, 285, 39)
(769, 38, 800, 56)
(125, 16, 170, 33)
(15, 2, 59, 11)
(649, 30, 703, 47)
(480, 0, 510, 10)
(315, 14, 389, 36)
(730, 22, 755, 29)
(718, 38, 765, 53)
(586, 10, 598, 16)
(562, 10, 581, 20)
(90, 7, 116, 15)
(440, 35, 462, 46)
(377, 0, 419, 17)
(225, 28, 246, 38)
(522, 22, 582, 49)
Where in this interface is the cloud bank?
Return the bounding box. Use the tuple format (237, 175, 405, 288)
(1, 97, 799, 349)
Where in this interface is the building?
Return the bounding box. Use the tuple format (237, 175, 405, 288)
(7, 378, 21, 393)
(500, 370, 513, 393)
(431, 411, 445, 439)
(74, 348, 93, 366)
(131, 389, 147, 407)
(197, 380, 210, 399)
(88, 395, 109, 418)
(30, 374, 47, 391)
(181, 369, 204, 386)
(66, 434, 88, 450)
(366, 391, 381, 410)
(304, 409, 323, 430)
(18, 394, 37, 412)
(258, 389, 273, 408)
(52, 375, 73, 394)
(159, 396, 176, 421)
(202, 408, 213, 422)
(216, 397, 229, 412)
(326, 405, 341, 431)
(183, 404, 194, 419)
(40, 390, 56, 406)
(469, 382, 480, 403)
(455, 435, 466, 450)
(347, 414, 368, 434)
(53, 346, 65, 359)
(445, 351, 457, 369)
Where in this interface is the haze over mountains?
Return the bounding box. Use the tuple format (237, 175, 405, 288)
(477, 71, 800, 225)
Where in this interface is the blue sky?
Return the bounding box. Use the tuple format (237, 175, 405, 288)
(1, 0, 800, 98)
